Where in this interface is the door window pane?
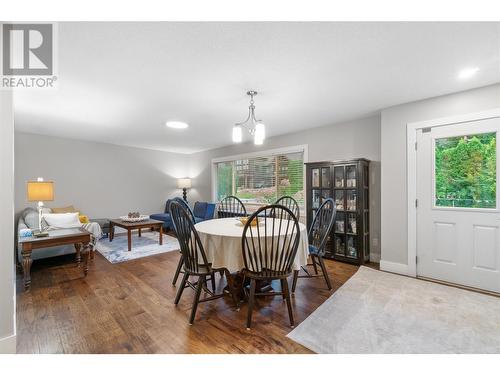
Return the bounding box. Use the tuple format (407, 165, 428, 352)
(435, 132, 496, 208)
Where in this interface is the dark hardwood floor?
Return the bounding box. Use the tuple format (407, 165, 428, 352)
(16, 242, 377, 354)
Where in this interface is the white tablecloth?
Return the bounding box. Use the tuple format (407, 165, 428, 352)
(195, 217, 309, 273)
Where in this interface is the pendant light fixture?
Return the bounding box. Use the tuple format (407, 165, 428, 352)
(232, 90, 266, 145)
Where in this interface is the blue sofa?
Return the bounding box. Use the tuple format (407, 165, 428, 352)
(150, 199, 216, 230)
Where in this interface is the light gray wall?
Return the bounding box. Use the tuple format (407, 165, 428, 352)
(15, 133, 190, 219)
(380, 83, 500, 267)
(189, 115, 382, 260)
(0, 90, 16, 353)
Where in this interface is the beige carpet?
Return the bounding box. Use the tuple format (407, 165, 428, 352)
(287, 266, 500, 353)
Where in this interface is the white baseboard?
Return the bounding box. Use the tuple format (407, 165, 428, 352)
(380, 260, 409, 276)
(369, 253, 381, 263)
(0, 334, 16, 354)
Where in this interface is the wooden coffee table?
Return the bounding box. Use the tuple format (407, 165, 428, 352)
(19, 227, 92, 291)
(109, 218, 164, 252)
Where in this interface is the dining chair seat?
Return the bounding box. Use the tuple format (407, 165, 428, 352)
(308, 244, 320, 255)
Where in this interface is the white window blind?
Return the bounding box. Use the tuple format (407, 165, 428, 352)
(214, 149, 305, 212)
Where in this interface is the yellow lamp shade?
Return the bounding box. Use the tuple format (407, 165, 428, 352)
(27, 181, 54, 202)
(177, 178, 192, 189)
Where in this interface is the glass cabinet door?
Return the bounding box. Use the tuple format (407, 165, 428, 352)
(346, 236, 357, 258)
(311, 168, 320, 188)
(321, 189, 331, 204)
(346, 190, 357, 211)
(346, 165, 357, 188)
(312, 189, 321, 209)
(335, 235, 346, 256)
(347, 213, 357, 234)
(335, 212, 345, 234)
(334, 166, 344, 188)
(321, 167, 331, 188)
(334, 190, 344, 211)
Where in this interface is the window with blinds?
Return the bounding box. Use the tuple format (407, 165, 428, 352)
(214, 149, 305, 212)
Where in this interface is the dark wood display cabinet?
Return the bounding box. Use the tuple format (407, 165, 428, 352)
(305, 158, 370, 265)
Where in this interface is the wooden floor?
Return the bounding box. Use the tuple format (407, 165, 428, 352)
(16, 244, 377, 354)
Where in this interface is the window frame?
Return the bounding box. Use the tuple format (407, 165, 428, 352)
(211, 144, 308, 211)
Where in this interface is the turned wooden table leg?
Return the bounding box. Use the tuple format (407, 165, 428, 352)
(127, 229, 132, 251)
(22, 244, 33, 291)
(159, 225, 163, 245)
(81, 243, 90, 276)
(138, 228, 142, 237)
(75, 243, 82, 265)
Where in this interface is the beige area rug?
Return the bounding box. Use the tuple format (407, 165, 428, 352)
(287, 266, 500, 353)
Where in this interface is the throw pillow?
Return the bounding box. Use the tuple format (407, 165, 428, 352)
(51, 205, 78, 213)
(42, 212, 82, 228)
(79, 215, 89, 224)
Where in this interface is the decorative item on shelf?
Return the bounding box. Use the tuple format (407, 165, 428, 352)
(335, 178, 343, 188)
(335, 237, 345, 254)
(336, 221, 344, 232)
(120, 213, 149, 222)
(232, 90, 266, 145)
(335, 198, 344, 210)
(346, 179, 357, 187)
(177, 178, 191, 202)
(348, 217, 357, 234)
(26, 177, 54, 237)
(347, 237, 357, 257)
(347, 198, 357, 211)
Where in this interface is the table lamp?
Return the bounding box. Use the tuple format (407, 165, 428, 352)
(177, 178, 192, 201)
(27, 177, 54, 236)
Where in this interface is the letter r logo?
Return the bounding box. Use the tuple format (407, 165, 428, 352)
(2, 24, 53, 75)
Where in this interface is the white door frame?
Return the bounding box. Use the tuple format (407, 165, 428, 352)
(406, 108, 500, 277)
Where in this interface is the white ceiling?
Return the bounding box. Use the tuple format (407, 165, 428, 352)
(14, 22, 500, 154)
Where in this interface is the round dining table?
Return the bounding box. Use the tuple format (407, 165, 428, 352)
(195, 217, 310, 273)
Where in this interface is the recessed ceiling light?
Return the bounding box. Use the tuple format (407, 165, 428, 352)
(458, 67, 479, 80)
(166, 121, 189, 129)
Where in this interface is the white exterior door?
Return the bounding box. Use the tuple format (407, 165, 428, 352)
(416, 117, 500, 293)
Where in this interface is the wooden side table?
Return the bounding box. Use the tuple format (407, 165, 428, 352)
(18, 227, 92, 291)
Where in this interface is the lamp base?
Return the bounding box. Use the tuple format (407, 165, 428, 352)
(182, 188, 188, 202)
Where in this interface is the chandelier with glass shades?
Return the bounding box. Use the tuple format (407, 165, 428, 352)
(232, 90, 266, 145)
